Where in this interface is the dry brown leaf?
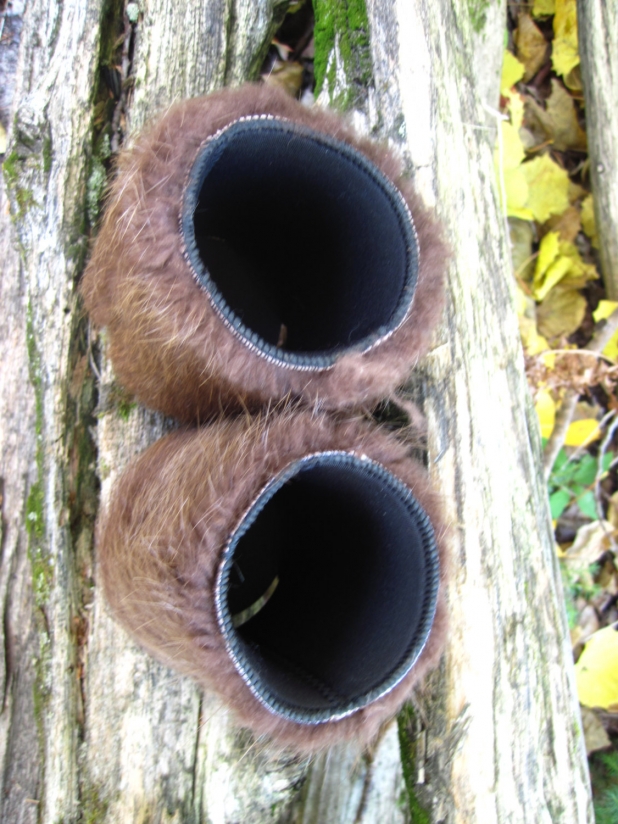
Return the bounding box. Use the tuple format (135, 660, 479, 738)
(537, 286, 586, 339)
(544, 205, 581, 241)
(514, 14, 548, 82)
(564, 64, 583, 93)
(524, 79, 587, 152)
(526, 351, 618, 397)
(565, 521, 616, 566)
(580, 706, 612, 755)
(568, 181, 587, 204)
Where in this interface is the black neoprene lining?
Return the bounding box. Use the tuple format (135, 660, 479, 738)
(216, 453, 440, 724)
(182, 119, 419, 368)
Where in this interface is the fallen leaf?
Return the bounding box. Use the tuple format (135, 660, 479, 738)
(593, 301, 618, 324)
(580, 706, 612, 755)
(501, 121, 526, 169)
(510, 218, 535, 280)
(568, 181, 587, 204)
(504, 88, 525, 131)
(603, 334, 618, 364)
(515, 14, 548, 82)
(565, 419, 602, 447)
(545, 205, 581, 241)
(537, 286, 586, 339)
(495, 122, 534, 219)
(555, 240, 598, 290)
(576, 624, 618, 710)
(552, 0, 580, 78)
(500, 50, 525, 94)
(533, 231, 583, 299)
(592, 303, 618, 362)
(581, 194, 599, 248)
(532, 0, 555, 16)
(520, 315, 550, 355)
(535, 388, 556, 438)
(262, 61, 304, 97)
(0, 123, 6, 155)
(503, 168, 534, 220)
(524, 79, 587, 152)
(520, 154, 570, 223)
(564, 64, 583, 92)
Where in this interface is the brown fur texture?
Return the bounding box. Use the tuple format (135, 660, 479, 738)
(98, 410, 448, 752)
(82, 84, 447, 422)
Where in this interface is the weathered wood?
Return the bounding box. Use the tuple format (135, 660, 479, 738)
(0, 0, 594, 822)
(577, 0, 618, 300)
(361, 1, 593, 821)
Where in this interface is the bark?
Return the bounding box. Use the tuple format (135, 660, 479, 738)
(0, 1, 593, 823)
(577, 0, 618, 300)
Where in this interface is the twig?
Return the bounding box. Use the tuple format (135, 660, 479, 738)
(543, 391, 578, 481)
(594, 411, 618, 550)
(542, 308, 618, 479)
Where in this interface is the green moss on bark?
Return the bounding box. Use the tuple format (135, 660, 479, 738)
(397, 705, 431, 824)
(313, 0, 372, 110)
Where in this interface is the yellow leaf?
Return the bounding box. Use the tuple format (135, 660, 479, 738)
(575, 624, 618, 710)
(519, 315, 549, 355)
(593, 300, 618, 324)
(565, 419, 601, 447)
(503, 89, 525, 131)
(542, 350, 556, 368)
(520, 154, 570, 223)
(501, 50, 525, 95)
(532, 0, 555, 17)
(603, 330, 618, 363)
(532, 231, 568, 301)
(504, 171, 534, 219)
(552, 0, 580, 77)
(537, 287, 586, 339)
(535, 389, 556, 438)
(0, 123, 6, 156)
(556, 239, 598, 289)
(534, 254, 571, 301)
(536, 231, 560, 276)
(581, 194, 599, 249)
(500, 121, 526, 170)
(514, 14, 548, 82)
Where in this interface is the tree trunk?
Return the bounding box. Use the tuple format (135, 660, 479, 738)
(0, 1, 593, 823)
(577, 0, 618, 300)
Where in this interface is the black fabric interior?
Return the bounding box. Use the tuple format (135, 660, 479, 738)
(191, 121, 411, 355)
(225, 459, 431, 714)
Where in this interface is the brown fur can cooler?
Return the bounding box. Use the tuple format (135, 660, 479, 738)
(97, 412, 447, 751)
(82, 84, 446, 421)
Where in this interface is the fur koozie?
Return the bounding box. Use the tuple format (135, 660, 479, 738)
(98, 411, 447, 751)
(82, 84, 446, 422)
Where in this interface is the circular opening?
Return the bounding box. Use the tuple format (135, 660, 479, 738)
(216, 453, 439, 724)
(182, 118, 419, 368)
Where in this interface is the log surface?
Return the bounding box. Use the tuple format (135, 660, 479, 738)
(577, 0, 618, 300)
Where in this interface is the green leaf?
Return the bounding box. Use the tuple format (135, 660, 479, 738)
(550, 489, 571, 519)
(551, 448, 569, 474)
(572, 454, 598, 486)
(577, 490, 598, 520)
